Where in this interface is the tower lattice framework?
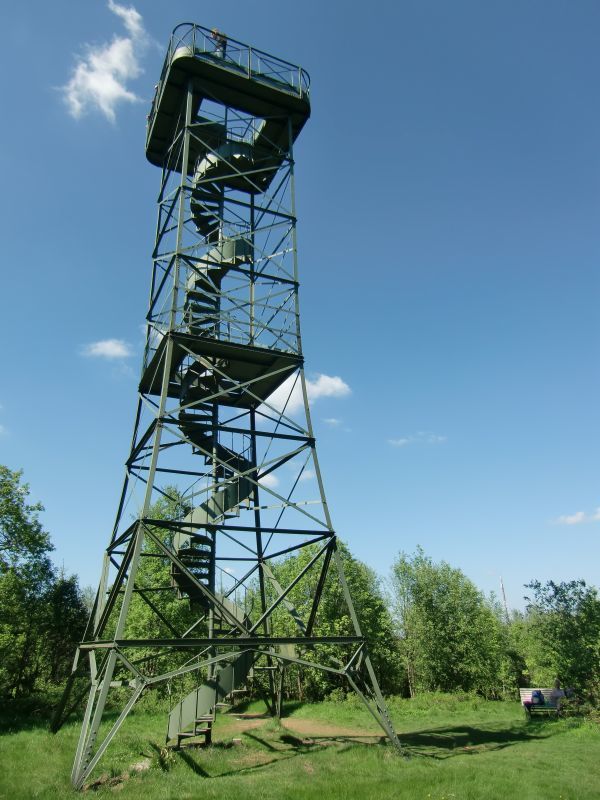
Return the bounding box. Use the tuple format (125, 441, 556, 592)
(65, 24, 401, 789)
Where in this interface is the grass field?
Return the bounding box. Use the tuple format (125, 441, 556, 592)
(1, 694, 599, 799)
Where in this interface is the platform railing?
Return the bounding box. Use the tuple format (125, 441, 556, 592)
(148, 23, 310, 135)
(170, 23, 310, 96)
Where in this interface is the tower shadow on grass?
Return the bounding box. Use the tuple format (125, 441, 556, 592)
(155, 717, 559, 781)
(171, 727, 384, 781)
(401, 723, 552, 760)
(176, 748, 211, 776)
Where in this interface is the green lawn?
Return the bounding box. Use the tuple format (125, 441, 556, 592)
(1, 695, 598, 799)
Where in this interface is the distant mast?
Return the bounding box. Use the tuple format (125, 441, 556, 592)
(500, 576, 510, 622)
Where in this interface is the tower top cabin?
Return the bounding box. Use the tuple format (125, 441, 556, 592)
(146, 23, 311, 183)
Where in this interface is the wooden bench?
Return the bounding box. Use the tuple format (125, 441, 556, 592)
(519, 688, 559, 718)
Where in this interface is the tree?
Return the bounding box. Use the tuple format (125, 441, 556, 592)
(264, 541, 402, 700)
(0, 465, 53, 571)
(0, 465, 88, 698)
(121, 489, 207, 688)
(0, 466, 54, 696)
(43, 575, 88, 685)
(522, 579, 600, 699)
(0, 561, 54, 696)
(390, 548, 508, 697)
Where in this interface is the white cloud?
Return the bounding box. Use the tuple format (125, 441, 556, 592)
(264, 375, 302, 414)
(265, 373, 351, 415)
(0, 424, 6, 436)
(307, 374, 351, 403)
(554, 511, 585, 525)
(107, 0, 144, 38)
(62, 1, 148, 122)
(553, 509, 600, 526)
(259, 473, 279, 489)
(323, 417, 342, 427)
(299, 469, 315, 482)
(82, 339, 134, 359)
(389, 431, 447, 448)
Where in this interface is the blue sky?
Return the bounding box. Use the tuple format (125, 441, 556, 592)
(1, 0, 598, 610)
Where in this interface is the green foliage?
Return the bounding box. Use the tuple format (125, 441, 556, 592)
(43, 576, 88, 684)
(122, 488, 207, 689)
(4, 460, 600, 719)
(520, 579, 600, 699)
(318, 542, 402, 696)
(390, 547, 509, 697)
(0, 466, 88, 698)
(0, 465, 53, 571)
(261, 540, 402, 701)
(0, 568, 88, 698)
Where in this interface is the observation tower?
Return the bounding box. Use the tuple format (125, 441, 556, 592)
(62, 24, 401, 788)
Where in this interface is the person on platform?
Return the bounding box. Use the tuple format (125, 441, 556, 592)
(211, 28, 227, 58)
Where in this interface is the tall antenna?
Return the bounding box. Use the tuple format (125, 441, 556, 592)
(500, 576, 510, 623)
(58, 24, 401, 789)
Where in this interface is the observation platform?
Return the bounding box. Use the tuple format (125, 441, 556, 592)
(146, 23, 311, 178)
(139, 332, 302, 408)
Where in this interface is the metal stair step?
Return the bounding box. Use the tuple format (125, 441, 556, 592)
(176, 732, 211, 744)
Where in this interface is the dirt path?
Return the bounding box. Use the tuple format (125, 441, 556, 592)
(281, 717, 383, 743)
(216, 712, 383, 744)
(217, 713, 270, 736)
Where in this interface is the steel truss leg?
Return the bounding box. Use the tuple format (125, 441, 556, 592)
(331, 545, 402, 752)
(72, 661, 145, 789)
(276, 663, 285, 718)
(345, 667, 402, 751)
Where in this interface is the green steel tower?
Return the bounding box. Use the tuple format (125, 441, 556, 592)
(64, 24, 401, 789)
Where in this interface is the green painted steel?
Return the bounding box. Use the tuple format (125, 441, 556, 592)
(146, 23, 310, 175)
(61, 22, 401, 790)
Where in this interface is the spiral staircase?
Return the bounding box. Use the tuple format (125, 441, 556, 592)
(164, 129, 279, 744)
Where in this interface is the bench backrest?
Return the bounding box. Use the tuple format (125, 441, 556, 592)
(519, 688, 555, 705)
